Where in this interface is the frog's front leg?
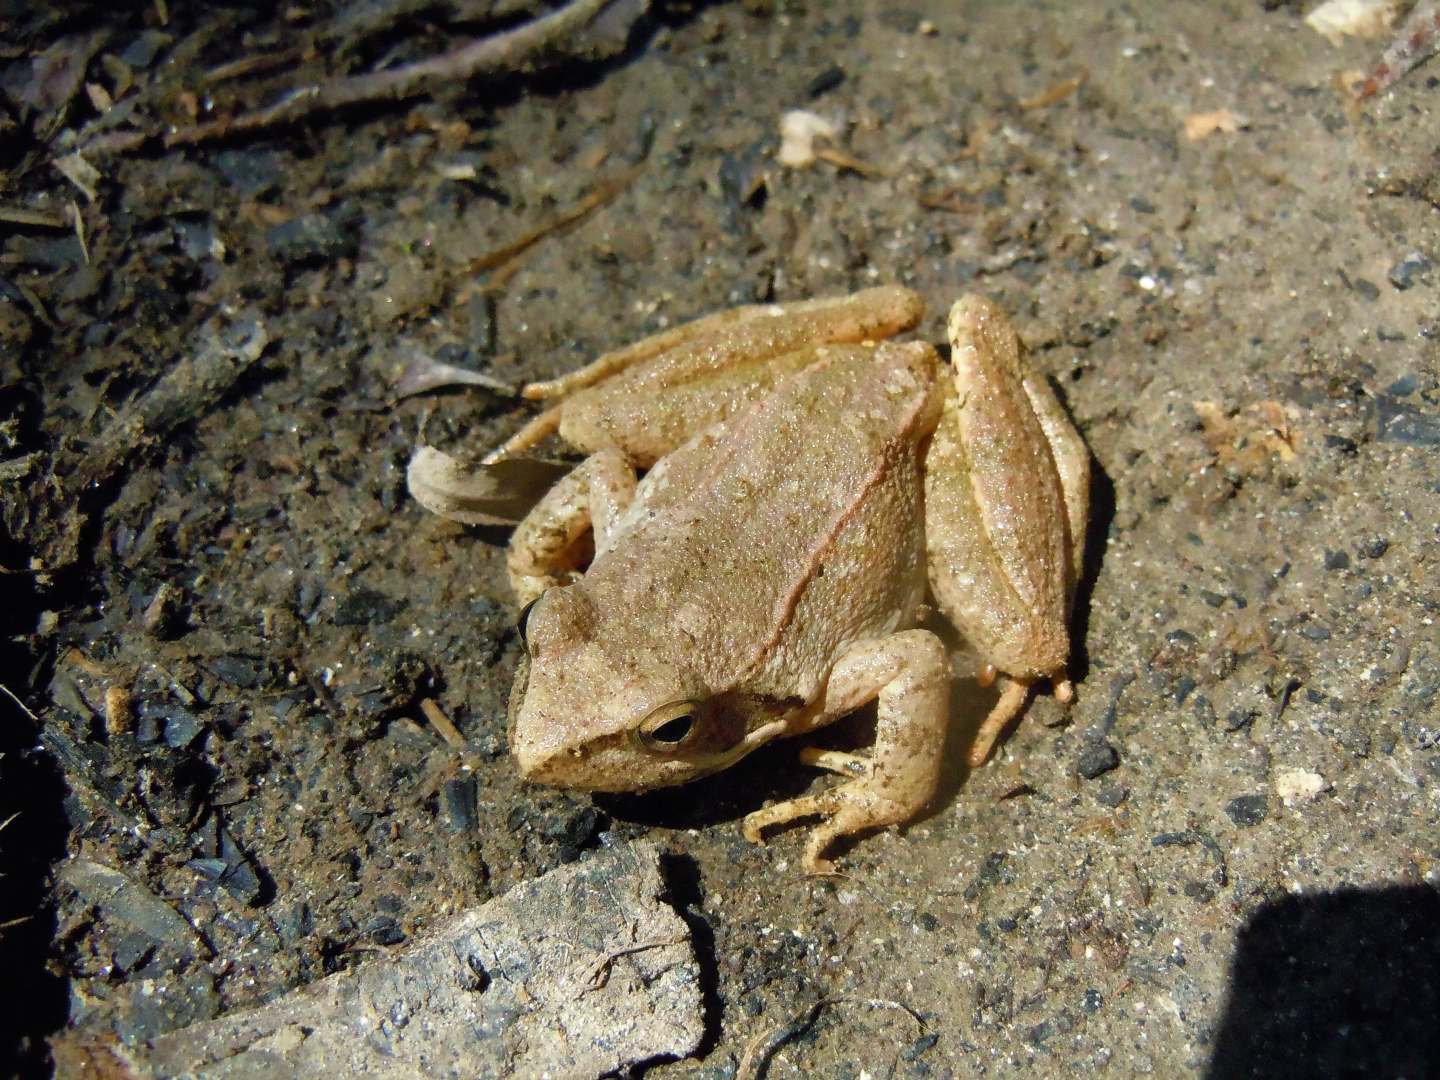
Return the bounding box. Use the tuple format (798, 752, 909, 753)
(742, 630, 949, 874)
(507, 449, 636, 605)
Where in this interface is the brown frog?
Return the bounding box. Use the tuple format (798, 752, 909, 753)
(409, 288, 1090, 872)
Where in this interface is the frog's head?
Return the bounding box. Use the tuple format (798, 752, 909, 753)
(507, 586, 788, 791)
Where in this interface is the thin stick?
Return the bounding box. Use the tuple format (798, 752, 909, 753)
(736, 996, 927, 1080)
(0, 683, 39, 724)
(420, 698, 466, 750)
(166, 0, 620, 146)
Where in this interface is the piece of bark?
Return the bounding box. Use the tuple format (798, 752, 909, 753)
(125, 841, 702, 1078)
(74, 313, 269, 493)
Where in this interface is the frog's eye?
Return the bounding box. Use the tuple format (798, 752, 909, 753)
(516, 595, 542, 653)
(637, 700, 701, 752)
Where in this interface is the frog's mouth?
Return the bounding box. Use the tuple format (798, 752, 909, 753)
(686, 717, 790, 778)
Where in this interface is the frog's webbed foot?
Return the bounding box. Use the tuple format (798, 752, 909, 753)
(741, 630, 949, 874)
(743, 788, 903, 876)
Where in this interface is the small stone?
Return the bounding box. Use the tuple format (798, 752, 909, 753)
(1225, 707, 1258, 734)
(161, 708, 206, 749)
(1349, 276, 1381, 301)
(1376, 398, 1440, 445)
(142, 583, 185, 638)
(1173, 676, 1197, 705)
(1082, 988, 1104, 1013)
(901, 1033, 940, 1061)
(1323, 549, 1350, 571)
(546, 807, 605, 863)
(364, 916, 406, 946)
(1386, 372, 1420, 396)
(1095, 783, 1129, 808)
(208, 654, 264, 689)
(1360, 536, 1390, 559)
(266, 211, 358, 266)
(1224, 794, 1268, 826)
(439, 776, 479, 834)
(1299, 624, 1332, 641)
(214, 149, 286, 198)
(334, 589, 403, 627)
(1323, 434, 1358, 454)
(1387, 252, 1432, 290)
(1075, 740, 1120, 779)
(805, 65, 845, 98)
(1275, 767, 1326, 805)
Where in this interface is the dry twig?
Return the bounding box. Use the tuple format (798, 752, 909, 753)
(166, 0, 638, 146)
(736, 996, 927, 1080)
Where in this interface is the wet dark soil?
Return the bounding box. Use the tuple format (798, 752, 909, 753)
(3, 1, 1438, 1076)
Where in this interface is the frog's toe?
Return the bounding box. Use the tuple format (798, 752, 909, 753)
(743, 785, 908, 873)
(797, 747, 869, 777)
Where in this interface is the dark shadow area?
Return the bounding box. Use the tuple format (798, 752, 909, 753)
(1067, 431, 1116, 687)
(597, 734, 821, 831)
(0, 545, 71, 1073)
(649, 852, 722, 1064)
(1207, 883, 1440, 1080)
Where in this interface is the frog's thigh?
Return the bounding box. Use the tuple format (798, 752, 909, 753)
(507, 449, 635, 604)
(741, 629, 949, 874)
(1022, 374, 1091, 581)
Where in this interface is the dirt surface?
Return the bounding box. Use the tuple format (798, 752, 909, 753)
(3, 1, 1439, 1076)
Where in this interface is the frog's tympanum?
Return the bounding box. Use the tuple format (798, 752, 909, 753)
(409, 288, 1090, 872)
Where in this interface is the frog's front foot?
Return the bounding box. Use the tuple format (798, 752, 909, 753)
(743, 783, 911, 875)
(741, 630, 949, 874)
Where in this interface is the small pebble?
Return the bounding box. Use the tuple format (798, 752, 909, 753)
(1360, 536, 1389, 559)
(334, 588, 403, 627)
(805, 65, 845, 97)
(1075, 740, 1120, 779)
(1323, 549, 1350, 571)
(1275, 767, 1327, 805)
(1095, 783, 1129, 808)
(440, 776, 479, 834)
(1299, 624, 1332, 641)
(1348, 276, 1380, 301)
(1224, 708, 1258, 732)
(1387, 252, 1432, 290)
(1386, 372, 1420, 396)
(1376, 397, 1440, 445)
(1224, 794, 1268, 827)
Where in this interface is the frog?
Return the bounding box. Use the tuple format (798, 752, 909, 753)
(408, 287, 1090, 872)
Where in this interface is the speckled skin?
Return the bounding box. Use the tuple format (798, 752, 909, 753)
(473, 291, 1087, 871)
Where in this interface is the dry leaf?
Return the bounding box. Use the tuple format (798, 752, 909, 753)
(1194, 399, 1301, 474)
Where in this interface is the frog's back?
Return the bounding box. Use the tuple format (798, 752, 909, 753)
(584, 341, 942, 699)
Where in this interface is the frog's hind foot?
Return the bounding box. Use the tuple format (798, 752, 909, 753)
(965, 677, 1033, 768)
(966, 672, 1076, 767)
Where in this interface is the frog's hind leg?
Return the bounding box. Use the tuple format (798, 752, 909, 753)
(742, 630, 949, 874)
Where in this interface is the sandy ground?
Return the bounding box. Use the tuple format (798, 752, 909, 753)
(3, 1, 1439, 1075)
